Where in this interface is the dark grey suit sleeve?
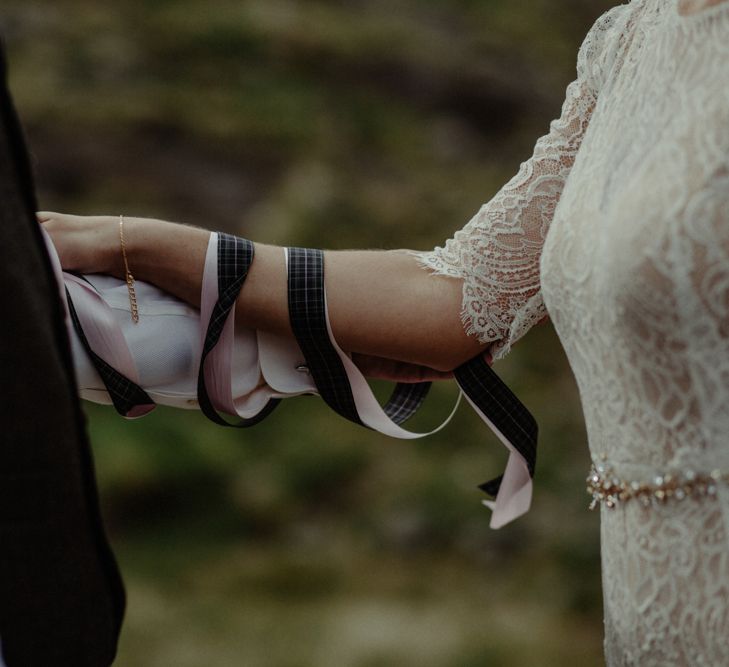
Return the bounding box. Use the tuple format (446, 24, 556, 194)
(0, 40, 125, 667)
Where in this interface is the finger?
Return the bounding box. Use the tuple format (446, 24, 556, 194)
(36, 211, 58, 223)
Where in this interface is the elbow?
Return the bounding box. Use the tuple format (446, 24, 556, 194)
(411, 273, 492, 372)
(417, 323, 493, 372)
(429, 342, 493, 373)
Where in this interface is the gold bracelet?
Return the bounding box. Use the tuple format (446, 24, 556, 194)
(119, 214, 139, 324)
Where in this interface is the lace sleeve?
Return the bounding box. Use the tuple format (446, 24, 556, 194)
(413, 4, 630, 360)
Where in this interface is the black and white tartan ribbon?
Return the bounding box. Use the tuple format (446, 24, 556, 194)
(284, 245, 537, 528)
(68, 227, 537, 528)
(453, 356, 537, 498)
(66, 285, 155, 418)
(286, 247, 431, 426)
(197, 232, 281, 427)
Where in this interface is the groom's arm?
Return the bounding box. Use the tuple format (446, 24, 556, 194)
(0, 41, 125, 667)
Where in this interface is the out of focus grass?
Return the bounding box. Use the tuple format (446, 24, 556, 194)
(2, 1, 615, 664)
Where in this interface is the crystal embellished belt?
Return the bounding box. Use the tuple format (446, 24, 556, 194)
(586, 462, 729, 510)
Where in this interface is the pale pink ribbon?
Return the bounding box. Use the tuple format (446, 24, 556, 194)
(201, 234, 531, 527)
(43, 228, 154, 418)
(43, 228, 531, 527)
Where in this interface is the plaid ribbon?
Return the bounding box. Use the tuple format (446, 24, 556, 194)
(287, 247, 536, 500)
(70, 229, 537, 506)
(286, 247, 431, 427)
(197, 232, 281, 426)
(454, 356, 537, 497)
(65, 286, 155, 417)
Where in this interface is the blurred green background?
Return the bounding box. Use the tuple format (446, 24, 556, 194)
(3, 1, 617, 665)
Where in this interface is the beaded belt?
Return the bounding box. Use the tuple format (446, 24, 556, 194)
(587, 461, 729, 510)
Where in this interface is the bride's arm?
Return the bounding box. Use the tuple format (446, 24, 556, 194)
(38, 6, 625, 377)
(38, 212, 483, 373)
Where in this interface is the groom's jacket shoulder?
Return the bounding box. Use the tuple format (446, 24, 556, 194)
(0, 36, 126, 667)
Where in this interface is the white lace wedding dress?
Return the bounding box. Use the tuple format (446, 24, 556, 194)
(415, 1, 729, 664)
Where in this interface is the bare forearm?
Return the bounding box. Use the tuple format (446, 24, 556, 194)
(43, 214, 484, 371)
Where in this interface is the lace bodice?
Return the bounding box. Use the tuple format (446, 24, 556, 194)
(416, 1, 729, 664)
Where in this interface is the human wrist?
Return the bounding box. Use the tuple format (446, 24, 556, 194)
(93, 215, 126, 278)
(115, 217, 210, 305)
(110, 217, 169, 278)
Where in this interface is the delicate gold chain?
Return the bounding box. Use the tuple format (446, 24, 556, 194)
(119, 215, 139, 324)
